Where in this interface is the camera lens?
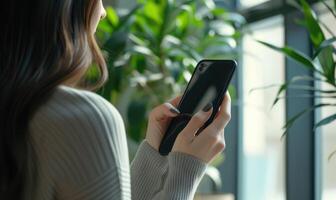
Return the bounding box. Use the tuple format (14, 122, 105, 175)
(199, 63, 207, 72)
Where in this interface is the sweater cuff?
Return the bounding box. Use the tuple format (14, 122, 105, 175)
(164, 152, 207, 199)
(131, 140, 169, 198)
(131, 140, 168, 173)
(168, 152, 207, 180)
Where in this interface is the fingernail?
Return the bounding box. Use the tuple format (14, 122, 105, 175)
(202, 102, 212, 112)
(170, 107, 180, 114)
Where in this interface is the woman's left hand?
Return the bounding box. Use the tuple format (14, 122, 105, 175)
(145, 96, 182, 151)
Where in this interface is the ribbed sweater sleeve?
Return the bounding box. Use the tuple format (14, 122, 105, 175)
(28, 85, 207, 200)
(131, 141, 207, 200)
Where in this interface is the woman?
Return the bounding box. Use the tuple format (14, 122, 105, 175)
(0, 0, 231, 199)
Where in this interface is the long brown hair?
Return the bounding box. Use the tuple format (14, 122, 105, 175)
(0, 0, 107, 199)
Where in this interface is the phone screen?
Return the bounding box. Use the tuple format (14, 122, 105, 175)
(159, 60, 236, 155)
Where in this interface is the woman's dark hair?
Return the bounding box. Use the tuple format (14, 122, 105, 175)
(0, 0, 107, 199)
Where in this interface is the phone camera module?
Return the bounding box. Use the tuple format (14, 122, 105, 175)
(199, 63, 207, 72)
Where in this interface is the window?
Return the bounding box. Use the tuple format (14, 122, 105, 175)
(242, 16, 285, 200)
(318, 10, 336, 200)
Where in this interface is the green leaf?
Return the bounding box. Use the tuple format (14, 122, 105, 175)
(211, 7, 226, 16)
(286, 85, 336, 94)
(276, 95, 336, 100)
(313, 37, 336, 59)
(200, 37, 237, 50)
(257, 40, 320, 73)
(144, 1, 162, 25)
(102, 31, 128, 58)
(176, 8, 191, 34)
(117, 5, 142, 30)
(157, 0, 174, 44)
(129, 46, 160, 63)
(315, 47, 335, 84)
(270, 74, 336, 107)
(300, 0, 324, 48)
(329, 150, 336, 161)
(288, 75, 326, 83)
(250, 78, 309, 95)
(106, 7, 119, 27)
(133, 17, 157, 44)
(250, 84, 336, 94)
(97, 19, 113, 35)
(86, 64, 100, 82)
(300, 0, 335, 83)
(129, 34, 148, 46)
(131, 45, 155, 56)
(214, 10, 246, 26)
(314, 113, 336, 129)
(281, 103, 334, 138)
(210, 20, 235, 36)
(272, 83, 290, 107)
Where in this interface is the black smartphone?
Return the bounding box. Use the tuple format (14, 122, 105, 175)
(159, 59, 236, 156)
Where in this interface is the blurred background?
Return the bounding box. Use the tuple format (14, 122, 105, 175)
(90, 0, 336, 199)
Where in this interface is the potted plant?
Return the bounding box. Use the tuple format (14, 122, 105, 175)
(257, 0, 336, 157)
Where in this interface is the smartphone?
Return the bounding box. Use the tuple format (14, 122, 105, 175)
(159, 59, 236, 156)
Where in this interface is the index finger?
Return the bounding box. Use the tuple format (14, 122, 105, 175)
(212, 92, 231, 131)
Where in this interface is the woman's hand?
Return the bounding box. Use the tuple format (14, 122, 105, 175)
(145, 92, 231, 164)
(172, 93, 231, 163)
(145, 96, 182, 151)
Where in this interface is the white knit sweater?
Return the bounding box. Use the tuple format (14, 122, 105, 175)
(26, 85, 207, 200)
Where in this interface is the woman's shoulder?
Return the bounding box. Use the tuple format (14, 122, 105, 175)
(29, 85, 130, 190)
(30, 85, 125, 138)
(54, 85, 119, 115)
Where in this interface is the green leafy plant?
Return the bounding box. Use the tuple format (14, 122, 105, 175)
(257, 0, 336, 138)
(92, 0, 244, 146)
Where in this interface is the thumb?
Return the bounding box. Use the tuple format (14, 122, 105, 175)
(180, 103, 213, 140)
(150, 102, 180, 121)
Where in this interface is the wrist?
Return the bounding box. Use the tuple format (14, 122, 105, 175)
(145, 137, 158, 151)
(140, 140, 168, 168)
(163, 152, 207, 198)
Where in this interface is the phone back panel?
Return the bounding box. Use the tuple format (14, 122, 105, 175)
(159, 60, 236, 155)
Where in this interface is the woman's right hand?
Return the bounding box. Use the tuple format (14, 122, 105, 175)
(171, 93, 231, 164)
